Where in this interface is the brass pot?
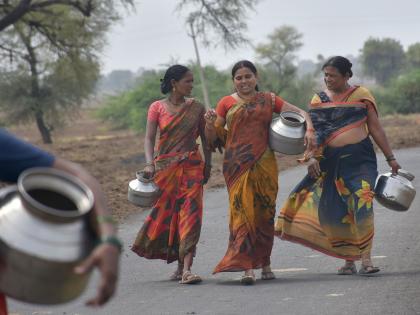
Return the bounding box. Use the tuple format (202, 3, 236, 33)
(374, 169, 416, 211)
(127, 171, 160, 207)
(0, 167, 95, 304)
(269, 111, 306, 155)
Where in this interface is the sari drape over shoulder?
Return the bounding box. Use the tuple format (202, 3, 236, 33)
(213, 92, 279, 273)
(131, 100, 205, 263)
(275, 86, 378, 260)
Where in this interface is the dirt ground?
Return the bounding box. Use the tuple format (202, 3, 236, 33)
(5, 110, 420, 221)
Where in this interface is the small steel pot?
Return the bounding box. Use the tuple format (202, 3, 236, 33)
(0, 167, 95, 304)
(127, 171, 160, 207)
(374, 169, 416, 211)
(269, 111, 306, 155)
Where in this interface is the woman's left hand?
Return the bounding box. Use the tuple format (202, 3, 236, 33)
(203, 163, 212, 184)
(388, 159, 401, 175)
(304, 130, 317, 151)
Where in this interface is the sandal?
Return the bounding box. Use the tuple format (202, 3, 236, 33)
(337, 264, 357, 275)
(359, 265, 380, 275)
(179, 271, 202, 284)
(240, 274, 256, 285)
(261, 271, 276, 280)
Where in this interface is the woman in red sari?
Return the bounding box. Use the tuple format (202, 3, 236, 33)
(205, 60, 316, 284)
(131, 65, 211, 284)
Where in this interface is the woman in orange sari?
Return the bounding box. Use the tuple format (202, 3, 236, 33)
(131, 65, 211, 284)
(205, 60, 316, 284)
(275, 56, 402, 275)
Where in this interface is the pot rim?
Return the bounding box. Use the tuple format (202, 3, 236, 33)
(279, 111, 305, 127)
(18, 167, 94, 222)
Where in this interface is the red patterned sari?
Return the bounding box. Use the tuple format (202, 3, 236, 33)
(131, 100, 205, 263)
(213, 92, 279, 273)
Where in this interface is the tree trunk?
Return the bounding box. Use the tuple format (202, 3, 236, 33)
(25, 33, 53, 143)
(189, 21, 211, 109)
(35, 112, 52, 144)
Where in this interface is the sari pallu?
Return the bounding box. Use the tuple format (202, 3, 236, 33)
(131, 100, 205, 263)
(213, 92, 278, 273)
(275, 86, 379, 260)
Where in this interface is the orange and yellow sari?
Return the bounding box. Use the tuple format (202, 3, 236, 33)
(213, 92, 278, 273)
(131, 100, 205, 263)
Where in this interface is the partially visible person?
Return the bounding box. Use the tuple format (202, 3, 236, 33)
(131, 65, 211, 284)
(0, 128, 122, 314)
(275, 56, 401, 275)
(204, 60, 316, 284)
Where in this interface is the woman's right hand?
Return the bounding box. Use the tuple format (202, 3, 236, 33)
(307, 158, 321, 178)
(204, 109, 217, 125)
(143, 164, 155, 179)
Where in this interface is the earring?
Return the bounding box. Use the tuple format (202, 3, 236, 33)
(173, 87, 176, 92)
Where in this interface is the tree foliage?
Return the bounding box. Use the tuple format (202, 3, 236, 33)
(255, 25, 303, 92)
(406, 43, 420, 69)
(0, 1, 132, 142)
(176, 0, 260, 48)
(360, 37, 405, 86)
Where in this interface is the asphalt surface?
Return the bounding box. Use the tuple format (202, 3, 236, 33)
(9, 146, 420, 315)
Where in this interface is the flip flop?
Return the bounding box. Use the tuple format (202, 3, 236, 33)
(240, 274, 256, 285)
(179, 271, 202, 284)
(337, 264, 357, 275)
(359, 265, 380, 275)
(261, 271, 276, 280)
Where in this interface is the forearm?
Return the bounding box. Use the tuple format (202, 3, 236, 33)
(369, 125, 394, 159)
(205, 123, 218, 146)
(144, 138, 155, 164)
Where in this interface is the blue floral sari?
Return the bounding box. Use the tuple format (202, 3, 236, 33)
(275, 86, 378, 260)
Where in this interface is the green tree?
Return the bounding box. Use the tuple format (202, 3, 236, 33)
(97, 70, 163, 132)
(406, 43, 420, 69)
(176, 0, 260, 108)
(360, 37, 405, 85)
(373, 70, 420, 114)
(255, 25, 303, 93)
(0, 1, 133, 32)
(0, 1, 132, 143)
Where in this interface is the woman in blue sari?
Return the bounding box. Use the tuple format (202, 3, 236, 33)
(275, 56, 401, 275)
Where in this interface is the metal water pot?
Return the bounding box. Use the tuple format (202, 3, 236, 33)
(269, 111, 306, 155)
(127, 171, 160, 207)
(0, 167, 95, 304)
(374, 169, 416, 211)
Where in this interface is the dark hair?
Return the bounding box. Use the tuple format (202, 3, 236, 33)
(322, 56, 353, 77)
(160, 65, 190, 94)
(231, 60, 259, 91)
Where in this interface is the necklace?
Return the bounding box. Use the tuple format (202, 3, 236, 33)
(236, 92, 256, 102)
(166, 96, 185, 107)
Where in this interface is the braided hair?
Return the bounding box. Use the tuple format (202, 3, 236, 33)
(160, 65, 190, 94)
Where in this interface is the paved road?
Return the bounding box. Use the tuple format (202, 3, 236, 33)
(9, 147, 420, 315)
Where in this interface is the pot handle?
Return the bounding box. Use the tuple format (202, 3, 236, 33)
(397, 169, 415, 181)
(0, 185, 18, 207)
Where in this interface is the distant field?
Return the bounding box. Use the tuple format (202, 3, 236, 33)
(6, 110, 420, 221)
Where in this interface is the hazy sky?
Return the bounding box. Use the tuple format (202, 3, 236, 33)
(102, 0, 420, 74)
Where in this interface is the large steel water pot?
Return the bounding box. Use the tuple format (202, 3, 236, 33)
(269, 111, 306, 155)
(0, 167, 95, 304)
(127, 171, 160, 207)
(374, 169, 416, 211)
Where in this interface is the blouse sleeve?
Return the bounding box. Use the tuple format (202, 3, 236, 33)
(215, 97, 229, 119)
(147, 101, 160, 122)
(273, 95, 285, 113)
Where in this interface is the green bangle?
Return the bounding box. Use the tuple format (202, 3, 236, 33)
(97, 215, 116, 226)
(100, 235, 123, 252)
